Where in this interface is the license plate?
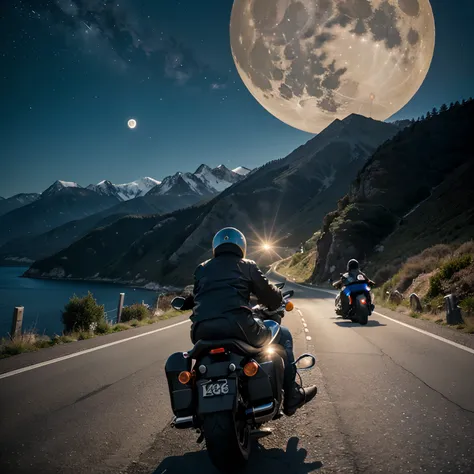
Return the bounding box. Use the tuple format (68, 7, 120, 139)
(202, 379, 230, 398)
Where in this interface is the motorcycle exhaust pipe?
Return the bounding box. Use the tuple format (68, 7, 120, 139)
(245, 402, 275, 422)
(172, 415, 195, 429)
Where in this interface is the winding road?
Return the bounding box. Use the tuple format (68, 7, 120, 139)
(1, 282, 473, 473)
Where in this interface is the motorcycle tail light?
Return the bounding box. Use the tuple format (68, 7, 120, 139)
(243, 361, 259, 377)
(178, 371, 192, 384)
(349, 296, 353, 305)
(210, 347, 225, 354)
(360, 299, 367, 305)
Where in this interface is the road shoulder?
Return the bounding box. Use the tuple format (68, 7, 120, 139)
(0, 313, 191, 375)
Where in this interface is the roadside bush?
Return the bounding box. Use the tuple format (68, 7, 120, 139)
(427, 255, 473, 298)
(454, 241, 474, 257)
(62, 292, 105, 333)
(95, 320, 112, 335)
(460, 297, 474, 316)
(121, 303, 150, 322)
(373, 264, 400, 286)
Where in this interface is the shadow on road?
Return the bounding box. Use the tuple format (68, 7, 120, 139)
(334, 320, 387, 328)
(152, 437, 323, 474)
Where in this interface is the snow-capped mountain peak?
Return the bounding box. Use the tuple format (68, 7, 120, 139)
(42, 180, 81, 197)
(232, 166, 251, 176)
(150, 164, 250, 198)
(87, 177, 161, 201)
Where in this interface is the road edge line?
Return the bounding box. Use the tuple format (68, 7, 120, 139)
(283, 277, 474, 356)
(0, 319, 191, 380)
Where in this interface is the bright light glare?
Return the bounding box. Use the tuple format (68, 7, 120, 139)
(127, 118, 137, 129)
(262, 242, 272, 251)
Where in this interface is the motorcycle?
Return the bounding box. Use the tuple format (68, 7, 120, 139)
(333, 275, 375, 325)
(164, 282, 316, 472)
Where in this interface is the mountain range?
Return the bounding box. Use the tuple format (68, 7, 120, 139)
(0, 164, 249, 263)
(24, 114, 403, 285)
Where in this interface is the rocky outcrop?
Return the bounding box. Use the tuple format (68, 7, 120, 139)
(311, 100, 474, 283)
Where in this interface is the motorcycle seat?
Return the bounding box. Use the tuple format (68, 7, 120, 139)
(188, 320, 280, 359)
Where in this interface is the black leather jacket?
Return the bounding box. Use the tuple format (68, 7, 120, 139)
(182, 252, 282, 324)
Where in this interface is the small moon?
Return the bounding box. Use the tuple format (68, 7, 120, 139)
(127, 119, 137, 129)
(230, 0, 435, 133)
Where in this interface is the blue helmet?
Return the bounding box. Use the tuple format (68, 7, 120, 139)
(212, 227, 247, 258)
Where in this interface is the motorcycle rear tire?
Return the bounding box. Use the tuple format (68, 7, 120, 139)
(203, 410, 251, 472)
(357, 306, 368, 325)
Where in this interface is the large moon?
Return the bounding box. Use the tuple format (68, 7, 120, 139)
(230, 0, 435, 133)
(127, 118, 137, 129)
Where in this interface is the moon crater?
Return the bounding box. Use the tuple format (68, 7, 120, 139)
(230, 0, 435, 133)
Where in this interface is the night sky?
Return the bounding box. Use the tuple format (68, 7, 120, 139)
(1, 0, 473, 198)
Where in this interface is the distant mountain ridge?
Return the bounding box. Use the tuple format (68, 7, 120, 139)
(0, 164, 250, 264)
(0, 193, 40, 217)
(25, 114, 400, 286)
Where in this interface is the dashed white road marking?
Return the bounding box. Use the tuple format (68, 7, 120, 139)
(288, 279, 474, 356)
(304, 328, 309, 333)
(306, 336, 312, 341)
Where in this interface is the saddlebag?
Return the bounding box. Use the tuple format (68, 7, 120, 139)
(248, 352, 284, 405)
(165, 352, 194, 417)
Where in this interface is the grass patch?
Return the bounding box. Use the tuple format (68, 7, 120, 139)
(410, 311, 421, 319)
(277, 250, 317, 283)
(112, 323, 129, 332)
(0, 308, 191, 360)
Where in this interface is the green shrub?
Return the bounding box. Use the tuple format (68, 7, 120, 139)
(121, 303, 150, 322)
(62, 292, 105, 333)
(95, 320, 112, 335)
(427, 255, 473, 298)
(460, 297, 474, 316)
(439, 254, 472, 280)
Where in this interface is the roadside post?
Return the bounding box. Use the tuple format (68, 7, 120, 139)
(117, 293, 125, 323)
(444, 294, 463, 325)
(11, 306, 24, 340)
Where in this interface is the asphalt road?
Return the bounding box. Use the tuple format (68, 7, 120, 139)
(1, 283, 474, 474)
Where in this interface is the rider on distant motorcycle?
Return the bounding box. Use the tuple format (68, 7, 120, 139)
(333, 259, 375, 316)
(181, 227, 317, 416)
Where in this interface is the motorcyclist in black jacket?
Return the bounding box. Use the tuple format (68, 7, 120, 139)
(333, 259, 375, 315)
(182, 227, 317, 416)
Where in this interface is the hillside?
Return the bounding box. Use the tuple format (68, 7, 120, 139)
(0, 193, 203, 264)
(25, 114, 400, 286)
(310, 100, 474, 283)
(0, 193, 40, 217)
(0, 186, 120, 247)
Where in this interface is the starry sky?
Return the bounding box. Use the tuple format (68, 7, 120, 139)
(1, 0, 473, 198)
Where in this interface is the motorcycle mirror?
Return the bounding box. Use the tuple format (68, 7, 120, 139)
(283, 290, 294, 298)
(293, 354, 316, 371)
(171, 296, 186, 310)
(275, 282, 286, 289)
